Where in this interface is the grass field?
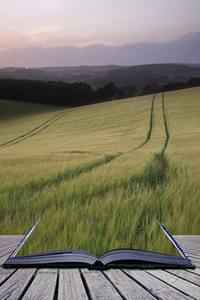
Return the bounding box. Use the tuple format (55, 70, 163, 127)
(0, 87, 199, 257)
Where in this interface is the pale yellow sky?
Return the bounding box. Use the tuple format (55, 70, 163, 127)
(0, 0, 200, 51)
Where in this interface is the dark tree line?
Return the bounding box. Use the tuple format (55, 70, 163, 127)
(141, 77, 200, 95)
(0, 79, 125, 107)
(0, 77, 199, 107)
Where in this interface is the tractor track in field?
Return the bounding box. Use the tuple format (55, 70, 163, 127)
(0, 154, 118, 208)
(0, 110, 73, 148)
(2, 93, 169, 194)
(1, 95, 157, 198)
(130, 93, 170, 241)
(161, 93, 170, 156)
(1, 94, 171, 223)
(129, 94, 156, 152)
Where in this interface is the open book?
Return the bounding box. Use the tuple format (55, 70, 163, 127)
(4, 219, 194, 269)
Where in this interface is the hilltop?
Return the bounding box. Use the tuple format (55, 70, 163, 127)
(1, 64, 200, 100)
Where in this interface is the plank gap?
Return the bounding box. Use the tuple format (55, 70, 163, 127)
(53, 269, 59, 300)
(79, 269, 95, 300)
(0, 268, 18, 287)
(165, 269, 200, 287)
(18, 269, 38, 300)
(146, 269, 199, 299)
(102, 270, 127, 300)
(122, 269, 160, 299)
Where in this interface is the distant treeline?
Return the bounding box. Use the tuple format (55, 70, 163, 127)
(0, 77, 199, 107)
(0, 79, 125, 106)
(141, 77, 200, 95)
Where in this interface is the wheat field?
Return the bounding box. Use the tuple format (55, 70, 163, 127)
(0, 87, 199, 257)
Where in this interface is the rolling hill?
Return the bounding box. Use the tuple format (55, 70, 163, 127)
(0, 32, 200, 67)
(0, 87, 199, 256)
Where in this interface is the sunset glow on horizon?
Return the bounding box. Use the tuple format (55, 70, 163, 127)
(1, 0, 200, 52)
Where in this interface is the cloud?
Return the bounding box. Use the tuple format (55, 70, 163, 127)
(74, 39, 116, 48)
(23, 26, 60, 46)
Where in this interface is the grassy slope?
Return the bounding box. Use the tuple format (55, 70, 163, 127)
(0, 99, 65, 122)
(0, 88, 199, 257)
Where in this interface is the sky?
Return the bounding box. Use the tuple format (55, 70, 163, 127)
(1, 0, 200, 51)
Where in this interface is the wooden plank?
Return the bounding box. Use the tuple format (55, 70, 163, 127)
(0, 241, 22, 249)
(23, 269, 57, 300)
(0, 235, 25, 266)
(124, 269, 190, 300)
(0, 255, 12, 267)
(188, 257, 200, 268)
(81, 269, 122, 300)
(0, 246, 19, 257)
(184, 248, 200, 254)
(0, 267, 16, 285)
(0, 235, 24, 240)
(0, 268, 36, 300)
(187, 267, 200, 276)
(165, 269, 200, 286)
(0, 236, 24, 245)
(0, 237, 23, 243)
(180, 245, 200, 253)
(174, 238, 200, 257)
(147, 269, 200, 299)
(36, 268, 57, 274)
(58, 269, 88, 300)
(0, 237, 23, 246)
(0, 251, 19, 266)
(0, 235, 199, 299)
(0, 240, 23, 253)
(173, 235, 200, 267)
(104, 268, 155, 299)
(174, 235, 200, 240)
(185, 251, 200, 259)
(186, 252, 200, 258)
(0, 247, 19, 259)
(174, 236, 200, 249)
(188, 255, 200, 261)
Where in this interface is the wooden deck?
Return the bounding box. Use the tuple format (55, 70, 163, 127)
(0, 235, 199, 299)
